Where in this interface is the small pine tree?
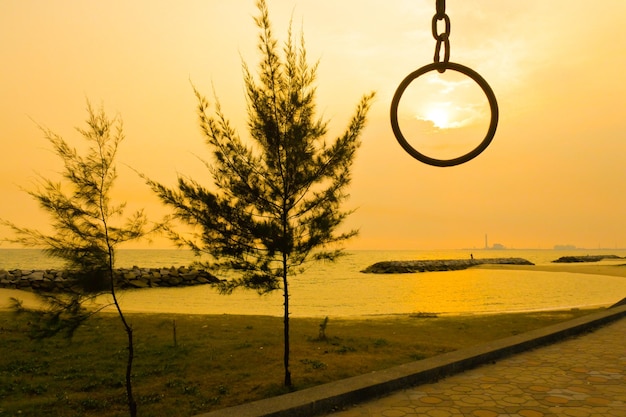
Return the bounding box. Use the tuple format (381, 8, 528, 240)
(2, 102, 158, 417)
(145, 0, 374, 386)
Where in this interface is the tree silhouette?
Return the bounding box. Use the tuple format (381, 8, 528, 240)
(2, 102, 158, 416)
(145, 0, 374, 386)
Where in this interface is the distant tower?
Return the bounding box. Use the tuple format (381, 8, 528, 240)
(485, 234, 488, 249)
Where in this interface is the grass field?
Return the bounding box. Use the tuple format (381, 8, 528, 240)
(0, 307, 603, 416)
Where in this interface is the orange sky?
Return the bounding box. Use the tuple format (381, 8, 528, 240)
(1, 1, 625, 250)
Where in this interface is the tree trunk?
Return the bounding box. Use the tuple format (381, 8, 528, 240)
(110, 266, 137, 416)
(125, 325, 137, 417)
(282, 253, 291, 386)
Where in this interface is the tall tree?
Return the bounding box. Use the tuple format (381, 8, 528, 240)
(2, 102, 156, 417)
(146, 0, 374, 387)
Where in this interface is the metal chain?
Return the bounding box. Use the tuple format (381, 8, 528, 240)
(432, 0, 450, 72)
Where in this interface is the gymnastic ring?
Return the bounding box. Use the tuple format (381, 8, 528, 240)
(390, 62, 498, 167)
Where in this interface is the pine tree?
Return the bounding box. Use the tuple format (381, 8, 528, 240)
(2, 102, 158, 416)
(146, 0, 374, 386)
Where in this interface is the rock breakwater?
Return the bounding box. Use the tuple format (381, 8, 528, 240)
(0, 266, 221, 293)
(361, 258, 534, 274)
(552, 255, 623, 263)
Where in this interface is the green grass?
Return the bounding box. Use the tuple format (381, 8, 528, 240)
(0, 308, 601, 416)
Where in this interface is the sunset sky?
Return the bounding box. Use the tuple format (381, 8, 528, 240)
(1, 1, 625, 250)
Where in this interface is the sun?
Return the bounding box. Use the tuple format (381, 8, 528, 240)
(424, 106, 451, 129)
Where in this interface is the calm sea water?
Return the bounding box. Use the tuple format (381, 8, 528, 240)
(2, 248, 626, 317)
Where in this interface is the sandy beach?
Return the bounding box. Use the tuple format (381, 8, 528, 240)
(476, 262, 626, 278)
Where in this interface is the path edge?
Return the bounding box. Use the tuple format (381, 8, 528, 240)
(194, 303, 626, 417)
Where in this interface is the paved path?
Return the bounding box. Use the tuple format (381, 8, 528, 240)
(327, 318, 626, 417)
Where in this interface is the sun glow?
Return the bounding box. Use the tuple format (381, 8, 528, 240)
(424, 106, 452, 129)
(416, 101, 482, 130)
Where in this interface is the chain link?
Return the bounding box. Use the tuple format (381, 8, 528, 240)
(432, 0, 450, 72)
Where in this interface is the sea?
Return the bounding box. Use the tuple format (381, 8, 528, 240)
(2, 248, 626, 318)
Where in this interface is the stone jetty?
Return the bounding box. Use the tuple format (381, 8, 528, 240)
(361, 257, 534, 274)
(552, 255, 623, 263)
(0, 266, 221, 293)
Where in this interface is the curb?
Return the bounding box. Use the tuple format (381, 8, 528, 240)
(194, 304, 626, 417)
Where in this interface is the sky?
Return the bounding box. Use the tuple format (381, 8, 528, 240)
(1, 0, 625, 251)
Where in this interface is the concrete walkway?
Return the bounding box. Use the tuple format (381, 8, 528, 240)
(328, 311, 626, 417)
(195, 305, 626, 417)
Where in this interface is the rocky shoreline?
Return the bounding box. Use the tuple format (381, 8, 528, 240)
(552, 255, 623, 263)
(361, 258, 534, 274)
(0, 266, 221, 293)
(6, 254, 619, 291)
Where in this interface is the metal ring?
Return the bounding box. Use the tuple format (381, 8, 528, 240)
(390, 62, 498, 167)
